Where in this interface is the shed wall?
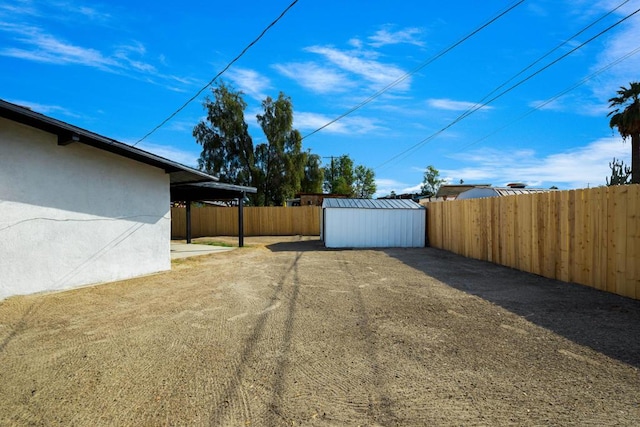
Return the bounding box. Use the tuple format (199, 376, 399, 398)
(0, 118, 171, 300)
(323, 208, 425, 248)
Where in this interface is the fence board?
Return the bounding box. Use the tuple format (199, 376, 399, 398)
(557, 190, 570, 282)
(171, 205, 321, 238)
(624, 185, 638, 299)
(426, 185, 640, 300)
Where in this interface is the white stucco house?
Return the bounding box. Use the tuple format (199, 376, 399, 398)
(0, 99, 254, 300)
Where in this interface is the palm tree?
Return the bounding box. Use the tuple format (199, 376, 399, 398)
(608, 82, 640, 184)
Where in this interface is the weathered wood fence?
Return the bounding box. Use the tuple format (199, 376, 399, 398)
(427, 185, 640, 300)
(171, 206, 321, 238)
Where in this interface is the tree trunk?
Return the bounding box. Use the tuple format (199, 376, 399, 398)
(632, 133, 640, 184)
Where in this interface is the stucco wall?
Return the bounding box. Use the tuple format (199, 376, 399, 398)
(323, 208, 426, 248)
(0, 118, 171, 300)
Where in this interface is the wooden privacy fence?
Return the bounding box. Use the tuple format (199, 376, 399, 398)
(171, 205, 321, 238)
(427, 185, 640, 300)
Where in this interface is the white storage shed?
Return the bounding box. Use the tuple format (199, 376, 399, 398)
(321, 198, 426, 248)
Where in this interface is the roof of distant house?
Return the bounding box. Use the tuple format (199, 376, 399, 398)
(457, 187, 550, 200)
(436, 184, 492, 198)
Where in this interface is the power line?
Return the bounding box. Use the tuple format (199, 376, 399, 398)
(467, 0, 632, 111)
(374, 5, 640, 170)
(457, 44, 640, 152)
(134, 0, 300, 146)
(300, 0, 527, 141)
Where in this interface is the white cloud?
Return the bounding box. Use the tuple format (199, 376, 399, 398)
(273, 62, 352, 94)
(348, 38, 363, 49)
(6, 99, 80, 117)
(427, 98, 493, 112)
(528, 96, 606, 117)
(447, 137, 631, 188)
(0, 23, 161, 75)
(305, 45, 411, 91)
(374, 178, 423, 197)
(0, 1, 39, 17)
(134, 141, 200, 168)
(368, 27, 425, 48)
(295, 112, 382, 135)
(226, 68, 271, 101)
(587, 2, 640, 101)
(0, 21, 195, 92)
(528, 98, 565, 112)
(0, 1, 112, 23)
(0, 26, 118, 69)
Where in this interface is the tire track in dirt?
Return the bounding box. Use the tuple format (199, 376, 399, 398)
(265, 249, 302, 426)
(0, 298, 42, 354)
(208, 250, 304, 425)
(336, 252, 399, 426)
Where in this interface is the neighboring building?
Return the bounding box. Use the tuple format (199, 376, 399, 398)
(287, 193, 347, 207)
(0, 99, 254, 300)
(434, 184, 492, 201)
(457, 184, 550, 200)
(378, 192, 419, 200)
(321, 198, 426, 248)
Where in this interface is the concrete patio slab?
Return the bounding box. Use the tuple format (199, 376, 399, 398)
(170, 242, 234, 259)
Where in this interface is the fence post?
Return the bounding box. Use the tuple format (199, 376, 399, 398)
(186, 201, 192, 244)
(238, 193, 244, 247)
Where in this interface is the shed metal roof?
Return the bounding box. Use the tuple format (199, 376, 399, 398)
(322, 198, 424, 209)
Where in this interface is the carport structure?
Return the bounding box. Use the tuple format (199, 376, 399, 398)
(171, 181, 256, 247)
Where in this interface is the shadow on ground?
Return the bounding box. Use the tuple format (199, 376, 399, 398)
(268, 239, 640, 368)
(383, 246, 640, 369)
(266, 239, 326, 252)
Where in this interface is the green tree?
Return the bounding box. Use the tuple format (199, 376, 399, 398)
(301, 152, 324, 193)
(194, 83, 309, 205)
(256, 92, 305, 205)
(193, 82, 255, 187)
(353, 165, 376, 198)
(606, 157, 631, 186)
(323, 155, 354, 195)
(420, 165, 446, 196)
(322, 155, 376, 197)
(608, 82, 640, 184)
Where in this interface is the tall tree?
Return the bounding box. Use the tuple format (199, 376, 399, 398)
(301, 152, 324, 193)
(608, 82, 640, 184)
(323, 155, 354, 195)
(256, 92, 305, 206)
(353, 165, 376, 198)
(421, 165, 446, 196)
(194, 83, 308, 206)
(606, 157, 631, 186)
(193, 82, 255, 187)
(323, 155, 376, 197)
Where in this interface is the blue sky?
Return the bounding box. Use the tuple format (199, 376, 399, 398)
(2, 0, 639, 195)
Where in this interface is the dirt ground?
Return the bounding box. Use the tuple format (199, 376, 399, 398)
(1, 236, 639, 426)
